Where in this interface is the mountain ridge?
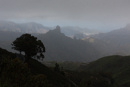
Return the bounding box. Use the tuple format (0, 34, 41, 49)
(37, 26, 100, 62)
(90, 24, 130, 56)
(0, 21, 100, 37)
(0, 21, 50, 33)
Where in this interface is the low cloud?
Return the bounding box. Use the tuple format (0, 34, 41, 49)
(0, 0, 130, 30)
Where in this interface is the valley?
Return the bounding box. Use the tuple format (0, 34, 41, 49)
(0, 21, 130, 87)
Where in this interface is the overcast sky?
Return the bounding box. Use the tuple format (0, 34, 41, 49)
(1, 0, 130, 32)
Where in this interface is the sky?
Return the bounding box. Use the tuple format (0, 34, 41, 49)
(0, 0, 130, 32)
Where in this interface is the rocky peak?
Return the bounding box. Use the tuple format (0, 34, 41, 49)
(47, 25, 61, 34)
(55, 25, 61, 33)
(125, 24, 130, 29)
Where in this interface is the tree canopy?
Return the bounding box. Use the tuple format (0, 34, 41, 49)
(12, 34, 45, 62)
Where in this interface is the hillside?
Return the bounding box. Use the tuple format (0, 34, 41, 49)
(80, 55, 130, 86)
(92, 24, 130, 55)
(0, 47, 117, 87)
(38, 26, 100, 62)
(0, 47, 74, 87)
(82, 37, 115, 57)
(28, 58, 74, 86)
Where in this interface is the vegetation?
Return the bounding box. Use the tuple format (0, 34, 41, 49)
(12, 34, 45, 63)
(66, 71, 114, 87)
(42, 55, 130, 87)
(43, 61, 115, 87)
(42, 61, 86, 70)
(0, 49, 50, 87)
(0, 47, 73, 87)
(0, 47, 115, 87)
(1, 32, 130, 87)
(80, 55, 130, 86)
(28, 58, 73, 87)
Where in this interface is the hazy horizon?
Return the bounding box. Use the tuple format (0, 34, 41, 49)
(1, 0, 130, 32)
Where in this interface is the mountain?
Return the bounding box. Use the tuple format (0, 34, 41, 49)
(79, 55, 130, 86)
(82, 37, 115, 57)
(0, 26, 101, 62)
(37, 26, 100, 62)
(0, 21, 50, 33)
(61, 26, 100, 37)
(91, 24, 130, 56)
(0, 30, 23, 52)
(0, 21, 100, 38)
(0, 30, 22, 41)
(73, 33, 87, 39)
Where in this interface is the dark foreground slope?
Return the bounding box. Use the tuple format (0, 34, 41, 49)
(80, 55, 130, 86)
(0, 47, 113, 87)
(0, 48, 74, 87)
(28, 59, 74, 87)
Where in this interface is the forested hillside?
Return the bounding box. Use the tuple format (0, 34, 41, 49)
(0, 47, 117, 87)
(0, 47, 75, 87)
(79, 55, 130, 86)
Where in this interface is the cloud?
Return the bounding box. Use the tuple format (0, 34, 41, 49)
(0, 0, 130, 30)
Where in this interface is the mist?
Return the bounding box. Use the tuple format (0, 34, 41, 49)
(1, 1, 130, 86)
(0, 0, 130, 32)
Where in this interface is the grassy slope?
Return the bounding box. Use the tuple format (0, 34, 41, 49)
(81, 55, 130, 86)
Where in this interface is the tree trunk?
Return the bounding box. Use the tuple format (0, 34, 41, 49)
(25, 53, 29, 63)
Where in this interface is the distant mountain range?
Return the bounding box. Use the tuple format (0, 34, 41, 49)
(91, 24, 130, 55)
(1, 20, 130, 62)
(61, 26, 100, 37)
(0, 21, 50, 33)
(0, 21, 100, 37)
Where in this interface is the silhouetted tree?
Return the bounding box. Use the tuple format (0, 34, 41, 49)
(54, 63, 60, 73)
(54, 63, 65, 76)
(12, 34, 45, 63)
